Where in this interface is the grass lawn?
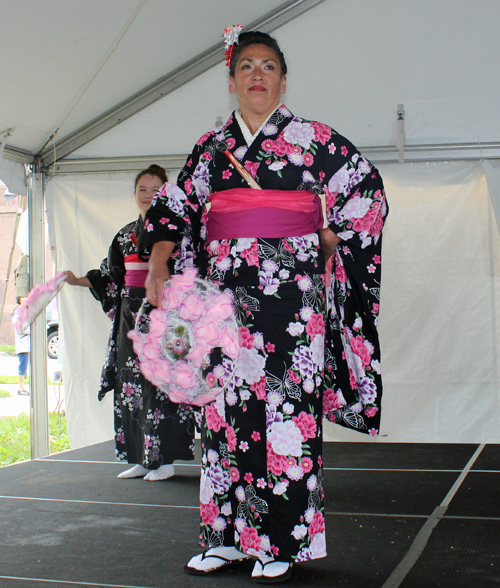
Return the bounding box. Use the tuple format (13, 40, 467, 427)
(0, 376, 60, 385)
(0, 375, 30, 385)
(0, 345, 15, 355)
(0, 412, 70, 466)
(0, 348, 69, 464)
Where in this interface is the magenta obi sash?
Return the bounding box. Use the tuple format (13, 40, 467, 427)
(124, 254, 149, 287)
(206, 188, 324, 241)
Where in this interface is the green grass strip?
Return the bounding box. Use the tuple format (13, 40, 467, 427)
(0, 413, 70, 466)
(0, 376, 61, 385)
(0, 345, 15, 355)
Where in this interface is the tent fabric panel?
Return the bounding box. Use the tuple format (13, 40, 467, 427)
(46, 173, 139, 448)
(325, 161, 500, 442)
(0, 159, 26, 197)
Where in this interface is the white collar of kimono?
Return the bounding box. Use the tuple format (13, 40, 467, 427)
(235, 104, 283, 146)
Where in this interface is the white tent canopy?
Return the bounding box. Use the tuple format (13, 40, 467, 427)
(1, 0, 500, 448)
(3, 0, 500, 165)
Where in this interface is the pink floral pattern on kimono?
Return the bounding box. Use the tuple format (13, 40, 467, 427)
(138, 105, 387, 562)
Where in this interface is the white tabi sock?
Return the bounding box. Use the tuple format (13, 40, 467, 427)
(117, 464, 149, 479)
(143, 464, 175, 481)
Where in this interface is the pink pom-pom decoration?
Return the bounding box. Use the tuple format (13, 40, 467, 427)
(170, 267, 198, 292)
(193, 317, 223, 348)
(221, 326, 240, 360)
(12, 271, 67, 334)
(163, 287, 180, 309)
(171, 361, 198, 389)
(194, 390, 222, 406)
(178, 292, 205, 321)
(185, 345, 208, 369)
(149, 309, 167, 337)
(206, 293, 235, 321)
(128, 269, 239, 405)
(169, 389, 192, 404)
(154, 359, 171, 384)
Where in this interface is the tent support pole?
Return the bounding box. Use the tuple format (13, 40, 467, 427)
(27, 168, 49, 458)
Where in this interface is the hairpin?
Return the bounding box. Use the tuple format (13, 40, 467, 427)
(222, 24, 243, 67)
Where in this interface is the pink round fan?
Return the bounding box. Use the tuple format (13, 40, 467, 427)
(12, 271, 67, 334)
(128, 267, 240, 406)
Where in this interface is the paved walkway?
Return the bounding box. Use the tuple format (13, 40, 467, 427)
(0, 352, 65, 417)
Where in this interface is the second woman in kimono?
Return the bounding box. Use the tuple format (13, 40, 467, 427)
(64, 164, 196, 481)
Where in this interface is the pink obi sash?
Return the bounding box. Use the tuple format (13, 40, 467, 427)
(206, 188, 323, 241)
(124, 254, 149, 287)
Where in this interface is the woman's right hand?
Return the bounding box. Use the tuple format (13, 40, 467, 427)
(63, 271, 91, 288)
(144, 241, 176, 308)
(145, 265, 170, 308)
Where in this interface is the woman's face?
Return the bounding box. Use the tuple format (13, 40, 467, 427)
(229, 44, 286, 118)
(135, 173, 163, 216)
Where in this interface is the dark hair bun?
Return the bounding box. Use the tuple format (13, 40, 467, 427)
(135, 164, 168, 188)
(146, 164, 167, 176)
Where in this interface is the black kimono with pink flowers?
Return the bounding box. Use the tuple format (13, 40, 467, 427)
(87, 216, 196, 468)
(139, 105, 387, 562)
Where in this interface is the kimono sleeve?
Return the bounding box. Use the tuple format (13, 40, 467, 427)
(322, 138, 388, 437)
(86, 233, 124, 319)
(324, 146, 387, 251)
(139, 182, 189, 251)
(138, 143, 205, 271)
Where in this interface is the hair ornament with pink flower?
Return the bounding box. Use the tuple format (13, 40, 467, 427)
(128, 268, 240, 406)
(222, 24, 243, 67)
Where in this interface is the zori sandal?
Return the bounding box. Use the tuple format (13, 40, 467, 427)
(184, 549, 250, 575)
(252, 560, 293, 584)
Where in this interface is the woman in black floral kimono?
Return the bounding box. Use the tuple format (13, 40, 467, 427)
(140, 31, 387, 582)
(65, 165, 196, 481)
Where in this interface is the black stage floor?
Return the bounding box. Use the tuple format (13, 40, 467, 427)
(0, 441, 499, 587)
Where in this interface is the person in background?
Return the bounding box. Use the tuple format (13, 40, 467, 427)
(13, 297, 30, 396)
(64, 164, 196, 481)
(140, 29, 387, 583)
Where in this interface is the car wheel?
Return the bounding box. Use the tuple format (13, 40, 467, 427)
(47, 329, 59, 359)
